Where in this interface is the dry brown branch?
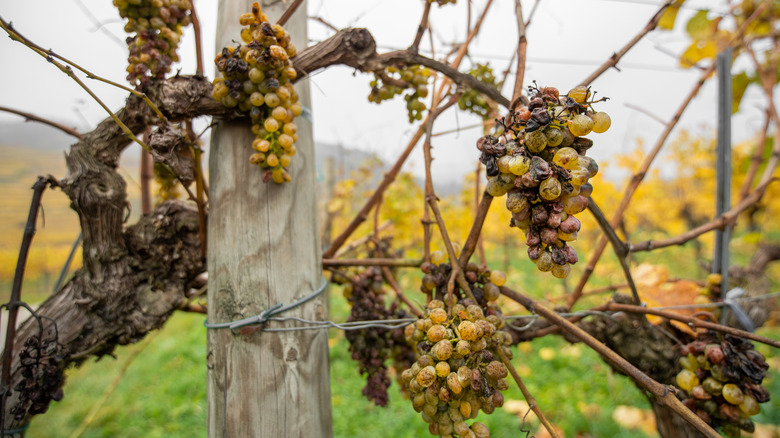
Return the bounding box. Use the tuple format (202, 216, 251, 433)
(579, 0, 675, 86)
(738, 109, 771, 201)
(500, 286, 721, 438)
(567, 62, 716, 310)
(586, 198, 640, 304)
(188, 0, 204, 76)
(458, 192, 493, 267)
(566, 1, 771, 310)
(276, 0, 304, 26)
(410, 0, 432, 52)
(496, 347, 560, 438)
(512, 0, 528, 101)
(381, 267, 424, 318)
(605, 302, 780, 349)
(0, 106, 82, 138)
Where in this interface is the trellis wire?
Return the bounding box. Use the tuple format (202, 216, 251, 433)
(229, 291, 780, 333)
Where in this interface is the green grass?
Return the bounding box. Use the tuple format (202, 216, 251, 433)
(25, 292, 780, 437)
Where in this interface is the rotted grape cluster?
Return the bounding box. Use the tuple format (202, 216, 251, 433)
(10, 335, 66, 420)
(332, 266, 408, 407)
(675, 331, 770, 437)
(212, 2, 302, 184)
(402, 298, 512, 438)
(368, 65, 432, 122)
(476, 84, 611, 278)
(114, 0, 191, 90)
(458, 63, 501, 121)
(421, 249, 507, 306)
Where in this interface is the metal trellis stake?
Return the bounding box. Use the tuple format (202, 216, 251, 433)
(714, 48, 732, 325)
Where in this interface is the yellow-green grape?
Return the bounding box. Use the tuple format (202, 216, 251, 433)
(569, 114, 594, 136)
(458, 321, 478, 341)
(435, 361, 451, 378)
(563, 195, 588, 215)
(485, 176, 510, 197)
(212, 2, 300, 183)
(416, 366, 437, 388)
(552, 147, 579, 169)
(557, 229, 578, 242)
(722, 383, 745, 405)
(524, 130, 547, 153)
(702, 376, 723, 396)
(432, 340, 453, 361)
(505, 190, 529, 213)
(539, 177, 562, 201)
(536, 251, 554, 272)
(551, 263, 570, 278)
(118, 0, 193, 90)
(679, 355, 698, 372)
(430, 250, 447, 265)
(578, 156, 599, 178)
(497, 155, 512, 174)
(676, 369, 699, 392)
(544, 126, 564, 147)
(569, 168, 590, 186)
(567, 85, 590, 103)
(429, 308, 447, 324)
(739, 395, 761, 416)
(591, 112, 611, 133)
(458, 63, 501, 120)
(471, 421, 490, 438)
(508, 156, 530, 176)
(483, 282, 500, 301)
(489, 270, 507, 286)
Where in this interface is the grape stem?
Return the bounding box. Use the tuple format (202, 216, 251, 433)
(499, 286, 723, 438)
(578, 0, 677, 87)
(496, 347, 561, 438)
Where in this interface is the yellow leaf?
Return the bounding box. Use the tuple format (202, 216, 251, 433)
(658, 1, 685, 30)
(679, 39, 717, 68)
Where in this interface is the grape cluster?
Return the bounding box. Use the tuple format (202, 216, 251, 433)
(476, 84, 611, 278)
(675, 331, 771, 437)
(332, 266, 407, 406)
(421, 249, 507, 306)
(114, 0, 192, 90)
(402, 299, 512, 438)
(458, 63, 501, 121)
(212, 2, 302, 184)
(10, 335, 66, 420)
(368, 65, 432, 122)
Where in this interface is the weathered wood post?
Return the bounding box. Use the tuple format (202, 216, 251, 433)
(207, 0, 333, 436)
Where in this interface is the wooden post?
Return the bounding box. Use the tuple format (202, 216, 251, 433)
(207, 1, 333, 436)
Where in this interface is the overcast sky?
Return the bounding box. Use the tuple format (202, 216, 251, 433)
(0, 0, 776, 186)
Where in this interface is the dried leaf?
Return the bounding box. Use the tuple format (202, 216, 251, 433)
(633, 264, 702, 335)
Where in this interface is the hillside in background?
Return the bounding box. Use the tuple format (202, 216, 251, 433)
(0, 120, 447, 300)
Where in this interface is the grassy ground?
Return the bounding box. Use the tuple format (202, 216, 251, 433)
(24, 291, 780, 437)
